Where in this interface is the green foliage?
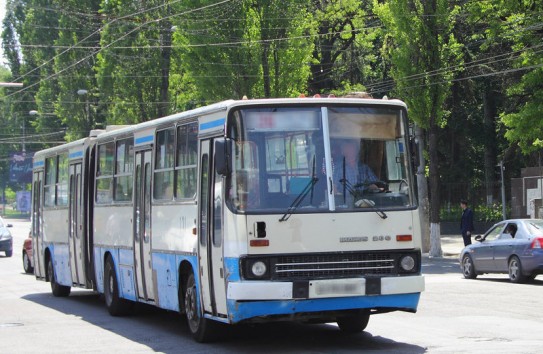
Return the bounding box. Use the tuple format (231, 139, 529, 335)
(1, 0, 542, 212)
(440, 204, 505, 223)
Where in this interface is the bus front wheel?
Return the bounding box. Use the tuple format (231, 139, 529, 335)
(337, 309, 370, 333)
(184, 273, 221, 342)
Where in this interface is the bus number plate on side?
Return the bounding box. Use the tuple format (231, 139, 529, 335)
(308, 279, 365, 298)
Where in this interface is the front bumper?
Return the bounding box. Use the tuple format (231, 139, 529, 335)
(0, 238, 13, 252)
(226, 275, 425, 323)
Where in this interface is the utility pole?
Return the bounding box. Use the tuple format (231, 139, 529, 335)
(499, 160, 506, 220)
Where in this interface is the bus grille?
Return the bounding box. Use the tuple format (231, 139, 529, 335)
(273, 252, 396, 280)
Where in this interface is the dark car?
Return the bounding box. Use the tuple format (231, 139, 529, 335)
(460, 219, 543, 283)
(22, 231, 33, 273)
(0, 216, 13, 257)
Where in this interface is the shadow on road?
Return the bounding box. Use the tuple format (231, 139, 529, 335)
(23, 291, 426, 353)
(422, 257, 461, 275)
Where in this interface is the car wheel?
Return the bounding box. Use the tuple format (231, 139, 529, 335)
(104, 257, 133, 316)
(5, 250, 13, 257)
(47, 257, 70, 297)
(184, 273, 221, 342)
(461, 254, 477, 279)
(508, 256, 527, 284)
(23, 252, 34, 274)
(337, 309, 370, 333)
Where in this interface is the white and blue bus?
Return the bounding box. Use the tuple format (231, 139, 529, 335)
(31, 97, 424, 342)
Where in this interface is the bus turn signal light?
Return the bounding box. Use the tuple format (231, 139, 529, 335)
(396, 235, 412, 242)
(250, 239, 270, 247)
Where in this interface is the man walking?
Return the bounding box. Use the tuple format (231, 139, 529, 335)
(460, 199, 475, 246)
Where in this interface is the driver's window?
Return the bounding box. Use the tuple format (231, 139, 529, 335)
(484, 224, 505, 241)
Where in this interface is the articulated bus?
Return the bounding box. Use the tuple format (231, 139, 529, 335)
(31, 97, 424, 342)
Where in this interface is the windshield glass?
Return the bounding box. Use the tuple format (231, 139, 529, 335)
(226, 105, 414, 214)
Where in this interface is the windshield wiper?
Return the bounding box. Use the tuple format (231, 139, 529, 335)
(279, 177, 319, 222)
(279, 156, 318, 222)
(354, 198, 388, 219)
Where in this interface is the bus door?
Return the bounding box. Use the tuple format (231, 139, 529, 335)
(133, 150, 155, 301)
(68, 163, 84, 286)
(32, 171, 45, 279)
(198, 139, 227, 317)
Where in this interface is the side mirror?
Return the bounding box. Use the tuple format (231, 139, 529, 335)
(474, 235, 482, 242)
(214, 138, 232, 176)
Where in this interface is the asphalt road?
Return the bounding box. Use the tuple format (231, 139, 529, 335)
(1, 219, 542, 353)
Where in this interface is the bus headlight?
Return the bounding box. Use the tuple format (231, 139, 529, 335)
(400, 255, 416, 272)
(251, 261, 267, 277)
(242, 258, 271, 279)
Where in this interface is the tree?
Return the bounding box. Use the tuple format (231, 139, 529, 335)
(308, 0, 377, 94)
(375, 0, 463, 256)
(499, 0, 543, 156)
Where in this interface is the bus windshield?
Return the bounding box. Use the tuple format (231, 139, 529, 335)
(226, 105, 415, 214)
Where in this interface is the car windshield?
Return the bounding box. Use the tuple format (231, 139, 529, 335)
(484, 223, 505, 241)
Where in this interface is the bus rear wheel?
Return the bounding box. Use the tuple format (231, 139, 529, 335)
(337, 309, 370, 333)
(47, 257, 70, 297)
(23, 251, 33, 274)
(104, 257, 133, 316)
(184, 273, 221, 342)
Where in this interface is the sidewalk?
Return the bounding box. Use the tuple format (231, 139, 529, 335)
(441, 234, 466, 257)
(423, 234, 466, 259)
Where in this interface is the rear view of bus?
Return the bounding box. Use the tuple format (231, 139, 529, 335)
(198, 98, 424, 340)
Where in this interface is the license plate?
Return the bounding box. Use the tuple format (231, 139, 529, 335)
(308, 278, 364, 298)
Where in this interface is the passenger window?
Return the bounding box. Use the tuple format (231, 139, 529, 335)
(176, 123, 198, 199)
(154, 128, 175, 200)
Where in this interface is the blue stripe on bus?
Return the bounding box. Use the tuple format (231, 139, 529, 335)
(135, 135, 154, 145)
(227, 292, 421, 323)
(152, 253, 199, 312)
(69, 151, 83, 159)
(224, 257, 241, 282)
(33, 160, 44, 168)
(200, 118, 225, 131)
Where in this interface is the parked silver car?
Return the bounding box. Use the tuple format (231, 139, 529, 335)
(0, 216, 13, 257)
(460, 219, 543, 283)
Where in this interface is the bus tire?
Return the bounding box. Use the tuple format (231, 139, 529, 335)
(104, 257, 133, 316)
(23, 251, 34, 274)
(184, 273, 221, 342)
(47, 257, 70, 297)
(337, 309, 370, 333)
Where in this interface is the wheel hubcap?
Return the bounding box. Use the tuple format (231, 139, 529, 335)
(463, 258, 471, 275)
(510, 260, 519, 279)
(185, 285, 199, 331)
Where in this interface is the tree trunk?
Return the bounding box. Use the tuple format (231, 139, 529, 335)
(158, 19, 172, 118)
(483, 82, 497, 206)
(416, 126, 431, 253)
(261, 41, 271, 98)
(429, 120, 443, 257)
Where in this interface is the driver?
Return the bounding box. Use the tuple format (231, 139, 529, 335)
(333, 140, 381, 194)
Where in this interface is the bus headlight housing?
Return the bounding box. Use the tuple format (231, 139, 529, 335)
(242, 258, 271, 280)
(399, 255, 416, 272)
